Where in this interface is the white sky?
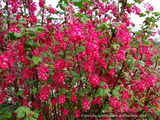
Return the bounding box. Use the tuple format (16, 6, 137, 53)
(43, 0, 160, 37)
(43, 0, 160, 27)
(2, 0, 159, 37)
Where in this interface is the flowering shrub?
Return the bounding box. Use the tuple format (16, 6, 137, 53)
(0, 0, 160, 119)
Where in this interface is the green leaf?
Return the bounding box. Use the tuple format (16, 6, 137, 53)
(5, 112, 12, 118)
(14, 32, 22, 38)
(29, 28, 37, 33)
(139, 13, 146, 17)
(116, 66, 122, 71)
(96, 24, 105, 30)
(82, 0, 87, 2)
(61, 88, 67, 94)
(64, 26, 69, 30)
(8, 32, 16, 40)
(68, 116, 74, 120)
(64, 37, 68, 41)
(41, 53, 47, 57)
(97, 88, 110, 97)
(104, 23, 110, 28)
(17, 112, 25, 119)
(60, 27, 64, 32)
(93, 93, 99, 98)
(49, 71, 54, 75)
(10, 20, 17, 23)
(26, 39, 35, 46)
(36, 27, 44, 32)
(138, 61, 145, 67)
(84, 88, 89, 94)
(137, 0, 142, 4)
(112, 43, 118, 50)
(47, 17, 54, 20)
(34, 111, 40, 118)
(15, 106, 30, 119)
(144, 41, 150, 46)
(0, 111, 12, 120)
(119, 87, 124, 92)
(79, 91, 84, 97)
(98, 36, 104, 39)
(145, 10, 150, 14)
(73, 0, 83, 8)
(76, 46, 85, 52)
(0, 106, 10, 111)
(15, 106, 30, 113)
(112, 89, 119, 97)
(16, 91, 23, 97)
(20, 18, 27, 24)
(152, 12, 160, 16)
(70, 71, 78, 76)
(99, 82, 106, 86)
(101, 68, 106, 74)
(32, 56, 42, 65)
(59, 3, 67, 11)
(80, 16, 87, 24)
(47, 76, 53, 83)
(138, 101, 143, 106)
(130, 67, 137, 71)
(127, 3, 132, 7)
(80, 70, 87, 76)
(73, 0, 81, 2)
(31, 88, 37, 94)
(29, 118, 37, 120)
(72, 51, 77, 57)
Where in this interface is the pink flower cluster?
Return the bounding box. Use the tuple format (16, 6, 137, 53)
(40, 86, 50, 100)
(37, 64, 50, 81)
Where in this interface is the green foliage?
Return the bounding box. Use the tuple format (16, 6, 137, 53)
(76, 46, 86, 52)
(112, 89, 119, 98)
(32, 56, 42, 65)
(97, 88, 111, 97)
(0, 106, 12, 120)
(8, 32, 22, 40)
(15, 106, 39, 119)
(138, 60, 145, 67)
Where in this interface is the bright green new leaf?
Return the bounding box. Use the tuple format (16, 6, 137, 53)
(32, 56, 42, 65)
(31, 88, 37, 94)
(60, 27, 64, 32)
(73, 0, 83, 8)
(36, 27, 44, 32)
(113, 43, 118, 50)
(26, 39, 35, 46)
(15, 106, 30, 119)
(49, 71, 54, 75)
(41, 53, 47, 57)
(61, 88, 67, 94)
(20, 18, 27, 24)
(99, 81, 106, 86)
(14, 32, 22, 38)
(10, 20, 17, 23)
(138, 60, 145, 67)
(81, 16, 87, 24)
(79, 91, 84, 97)
(97, 88, 110, 97)
(112, 89, 119, 97)
(76, 46, 85, 52)
(16, 91, 23, 97)
(72, 51, 77, 57)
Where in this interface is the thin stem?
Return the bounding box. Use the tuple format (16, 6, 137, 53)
(41, 0, 45, 26)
